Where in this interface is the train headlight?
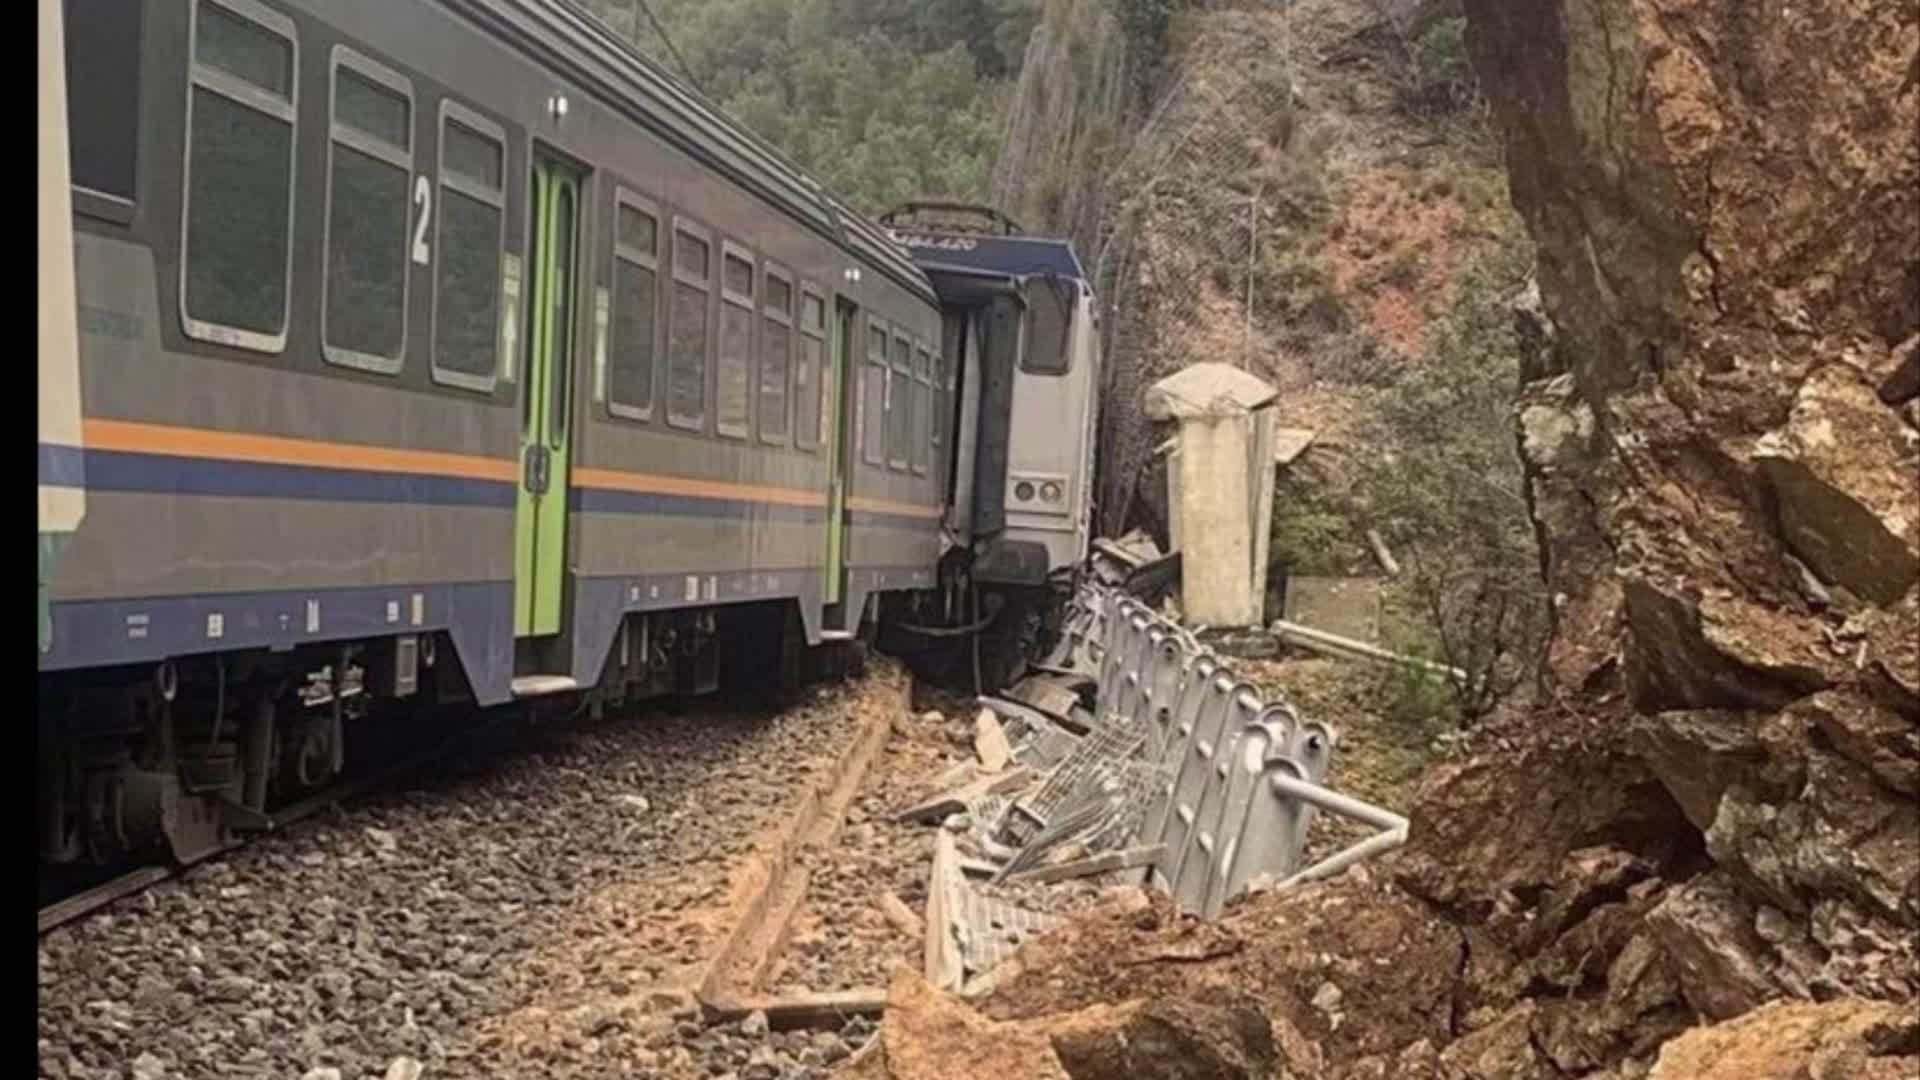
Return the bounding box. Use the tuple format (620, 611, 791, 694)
(1014, 481, 1036, 502)
(1040, 481, 1063, 503)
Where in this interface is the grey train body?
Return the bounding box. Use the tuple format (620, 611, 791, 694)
(38, 0, 1096, 867)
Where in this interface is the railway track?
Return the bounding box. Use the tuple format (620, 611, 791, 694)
(36, 707, 530, 935)
(38, 664, 906, 1080)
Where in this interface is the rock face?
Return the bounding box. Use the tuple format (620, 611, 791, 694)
(930, 1, 1917, 1076)
(1465, 0, 1919, 1033)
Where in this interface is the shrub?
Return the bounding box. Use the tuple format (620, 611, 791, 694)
(1361, 249, 1548, 723)
(1388, 14, 1478, 117)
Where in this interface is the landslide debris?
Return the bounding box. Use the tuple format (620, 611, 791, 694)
(858, 0, 1918, 1074)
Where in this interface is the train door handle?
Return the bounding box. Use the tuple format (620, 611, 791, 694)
(523, 445, 551, 494)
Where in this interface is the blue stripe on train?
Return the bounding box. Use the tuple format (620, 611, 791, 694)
(37, 444, 517, 509)
(569, 487, 827, 523)
(38, 443, 87, 488)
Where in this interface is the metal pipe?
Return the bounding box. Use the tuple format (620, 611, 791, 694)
(1273, 824, 1408, 890)
(1267, 772, 1409, 833)
(1271, 619, 1466, 681)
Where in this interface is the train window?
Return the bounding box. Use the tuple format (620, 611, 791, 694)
(911, 346, 932, 476)
(180, 0, 297, 353)
(432, 104, 507, 391)
(717, 244, 756, 439)
(794, 286, 827, 451)
(667, 221, 711, 429)
(322, 52, 412, 373)
(862, 323, 888, 466)
(932, 348, 949, 494)
(607, 192, 661, 418)
(64, 0, 143, 208)
(1021, 275, 1075, 375)
(759, 266, 794, 444)
(888, 332, 912, 471)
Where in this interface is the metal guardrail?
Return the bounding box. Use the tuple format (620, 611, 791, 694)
(1035, 584, 1407, 918)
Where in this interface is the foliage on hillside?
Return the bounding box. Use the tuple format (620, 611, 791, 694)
(577, 0, 1041, 214)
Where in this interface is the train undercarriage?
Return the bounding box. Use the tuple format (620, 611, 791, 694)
(34, 578, 1065, 873)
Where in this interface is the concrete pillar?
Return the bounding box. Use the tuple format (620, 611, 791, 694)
(1145, 363, 1278, 630)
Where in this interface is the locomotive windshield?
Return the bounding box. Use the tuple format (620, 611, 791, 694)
(1020, 274, 1074, 376)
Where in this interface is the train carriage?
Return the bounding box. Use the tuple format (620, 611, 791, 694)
(39, 0, 1095, 870)
(40, 0, 953, 864)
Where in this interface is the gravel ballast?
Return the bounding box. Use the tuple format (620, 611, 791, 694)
(38, 663, 908, 1080)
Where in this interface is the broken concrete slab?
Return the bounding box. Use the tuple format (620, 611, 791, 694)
(974, 709, 1013, 771)
(1273, 426, 1317, 466)
(896, 768, 1034, 825)
(1007, 675, 1085, 719)
(981, 694, 1091, 736)
(924, 832, 963, 991)
(1005, 844, 1167, 885)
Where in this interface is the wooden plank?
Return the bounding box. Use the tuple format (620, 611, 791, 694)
(1003, 844, 1168, 885)
(701, 987, 888, 1029)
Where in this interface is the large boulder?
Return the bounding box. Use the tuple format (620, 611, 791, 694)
(1648, 998, 1920, 1080)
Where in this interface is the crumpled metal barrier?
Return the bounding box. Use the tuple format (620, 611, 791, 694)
(1033, 583, 1408, 919)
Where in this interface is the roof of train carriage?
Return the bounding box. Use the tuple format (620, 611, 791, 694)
(887, 231, 1088, 284)
(455, 0, 934, 304)
(881, 228, 1089, 307)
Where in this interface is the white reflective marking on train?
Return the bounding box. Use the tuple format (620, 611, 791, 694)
(207, 613, 224, 639)
(385, 600, 400, 624)
(306, 600, 321, 633)
(411, 593, 424, 626)
(500, 254, 523, 381)
(592, 286, 610, 402)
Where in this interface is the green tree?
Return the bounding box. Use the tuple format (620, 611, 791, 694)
(577, 0, 1038, 214)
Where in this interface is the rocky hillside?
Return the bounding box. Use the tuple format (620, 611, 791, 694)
(855, 0, 1919, 1076)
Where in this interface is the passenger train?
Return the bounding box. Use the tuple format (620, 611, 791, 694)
(37, 0, 1100, 867)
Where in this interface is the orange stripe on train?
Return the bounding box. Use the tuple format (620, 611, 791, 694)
(82, 419, 519, 483)
(846, 496, 943, 520)
(81, 418, 943, 518)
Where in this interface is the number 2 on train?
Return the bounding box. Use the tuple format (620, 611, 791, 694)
(412, 175, 432, 266)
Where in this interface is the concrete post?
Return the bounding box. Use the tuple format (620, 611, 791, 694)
(1176, 414, 1256, 625)
(1145, 363, 1278, 629)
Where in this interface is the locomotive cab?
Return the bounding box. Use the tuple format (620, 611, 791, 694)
(880, 203, 1102, 684)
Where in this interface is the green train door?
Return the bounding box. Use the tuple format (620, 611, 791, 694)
(823, 299, 858, 608)
(514, 157, 581, 637)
